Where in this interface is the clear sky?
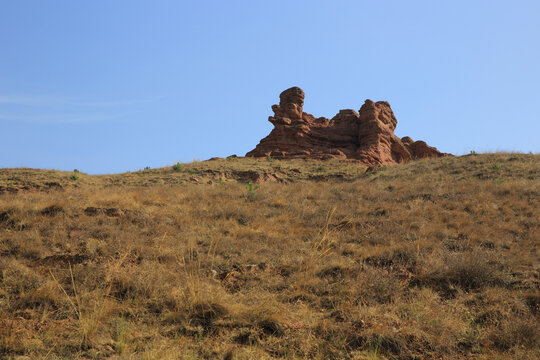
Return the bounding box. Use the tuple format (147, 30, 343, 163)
(1, 1, 539, 174)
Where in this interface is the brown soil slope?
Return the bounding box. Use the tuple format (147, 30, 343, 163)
(0, 153, 539, 359)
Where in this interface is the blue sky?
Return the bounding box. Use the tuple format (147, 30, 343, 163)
(1, 1, 539, 174)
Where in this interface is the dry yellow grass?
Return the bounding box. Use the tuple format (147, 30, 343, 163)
(0, 153, 539, 359)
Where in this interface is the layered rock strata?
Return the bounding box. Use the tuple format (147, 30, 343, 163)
(246, 87, 448, 165)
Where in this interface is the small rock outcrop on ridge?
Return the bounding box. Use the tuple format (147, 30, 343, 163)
(246, 87, 449, 165)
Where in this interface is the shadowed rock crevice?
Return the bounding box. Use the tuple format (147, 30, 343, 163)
(247, 87, 449, 165)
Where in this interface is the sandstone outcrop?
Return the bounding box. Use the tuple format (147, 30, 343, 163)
(246, 87, 449, 165)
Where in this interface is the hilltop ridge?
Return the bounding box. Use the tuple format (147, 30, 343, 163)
(1, 153, 537, 194)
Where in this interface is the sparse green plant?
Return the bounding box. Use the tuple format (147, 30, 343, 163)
(187, 169, 195, 175)
(491, 163, 501, 170)
(144, 166, 151, 170)
(218, 177, 225, 185)
(246, 180, 259, 198)
(172, 162, 183, 172)
(266, 156, 273, 163)
(470, 150, 477, 155)
(73, 169, 80, 173)
(315, 165, 326, 172)
(70, 174, 79, 181)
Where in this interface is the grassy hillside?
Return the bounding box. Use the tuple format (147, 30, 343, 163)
(1, 153, 539, 359)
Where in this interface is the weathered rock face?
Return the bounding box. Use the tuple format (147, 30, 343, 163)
(246, 87, 449, 165)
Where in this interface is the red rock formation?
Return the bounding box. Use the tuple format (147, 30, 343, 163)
(246, 87, 449, 165)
